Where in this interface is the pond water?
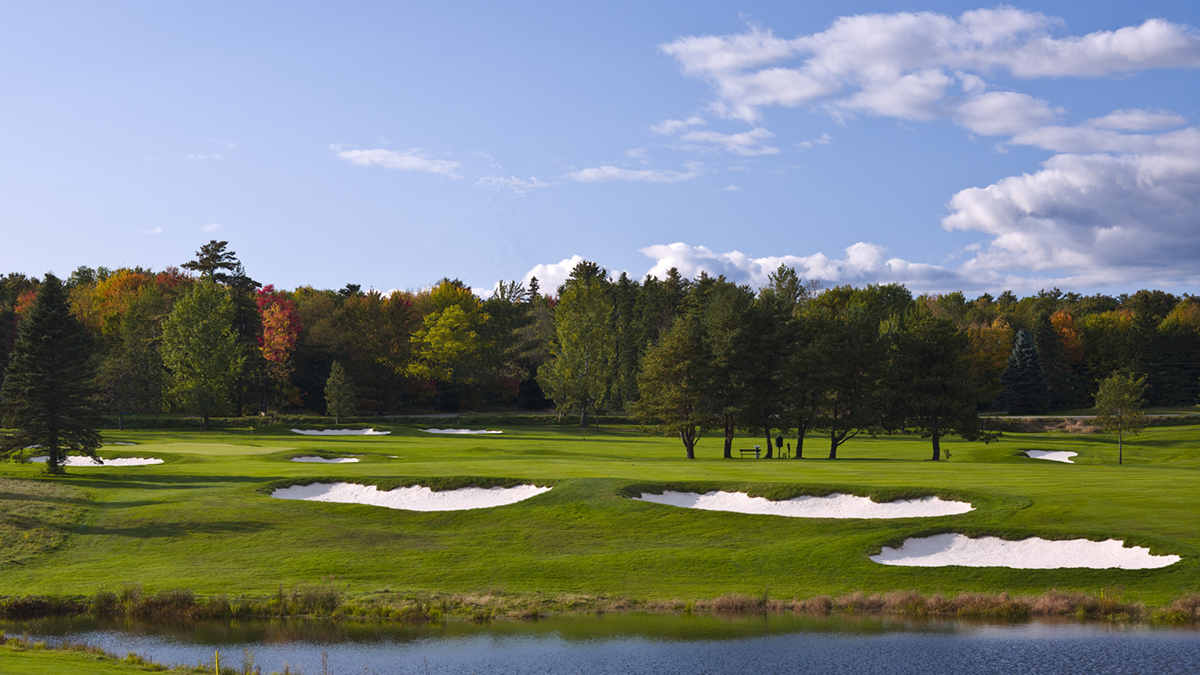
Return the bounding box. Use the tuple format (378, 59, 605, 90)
(5, 613, 1199, 675)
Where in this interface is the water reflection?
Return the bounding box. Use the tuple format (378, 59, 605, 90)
(6, 613, 1198, 675)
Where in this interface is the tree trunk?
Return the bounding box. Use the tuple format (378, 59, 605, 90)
(764, 428, 773, 459)
(829, 429, 838, 459)
(930, 425, 941, 461)
(680, 430, 695, 460)
(202, 414, 209, 432)
(117, 412, 124, 431)
(794, 424, 806, 459)
(579, 403, 589, 427)
(723, 419, 734, 459)
(1118, 431, 1123, 465)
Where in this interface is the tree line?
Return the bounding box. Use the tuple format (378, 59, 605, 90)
(1, 243, 1197, 456)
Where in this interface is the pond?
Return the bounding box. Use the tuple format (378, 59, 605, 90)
(5, 613, 1199, 674)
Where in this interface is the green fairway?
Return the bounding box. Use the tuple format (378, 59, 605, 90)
(1, 423, 1198, 605)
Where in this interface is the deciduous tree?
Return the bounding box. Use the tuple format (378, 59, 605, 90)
(1094, 371, 1148, 465)
(538, 262, 614, 425)
(161, 282, 244, 430)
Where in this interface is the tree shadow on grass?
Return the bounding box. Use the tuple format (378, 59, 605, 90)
(0, 490, 91, 506)
(77, 519, 270, 539)
(54, 474, 268, 491)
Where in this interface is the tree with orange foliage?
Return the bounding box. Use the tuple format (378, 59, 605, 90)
(257, 285, 302, 411)
(966, 317, 1014, 405)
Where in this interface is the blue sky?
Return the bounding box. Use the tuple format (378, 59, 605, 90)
(2, 1, 1197, 296)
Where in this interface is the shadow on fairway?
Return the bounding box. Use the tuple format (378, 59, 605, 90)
(56, 474, 267, 491)
(0, 490, 91, 506)
(78, 519, 270, 538)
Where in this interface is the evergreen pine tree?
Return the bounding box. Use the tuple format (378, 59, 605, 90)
(997, 329, 1050, 414)
(0, 274, 102, 473)
(1031, 311, 1084, 411)
(324, 361, 357, 424)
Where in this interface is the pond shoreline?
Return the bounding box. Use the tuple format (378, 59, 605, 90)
(3, 586, 1198, 625)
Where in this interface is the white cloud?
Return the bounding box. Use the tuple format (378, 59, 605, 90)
(797, 133, 833, 149)
(185, 154, 222, 160)
(943, 127, 1200, 283)
(1084, 108, 1189, 131)
(680, 127, 779, 155)
(650, 116, 706, 135)
(521, 255, 588, 293)
(625, 148, 648, 158)
(953, 91, 1061, 136)
(476, 175, 550, 195)
(661, 10, 1200, 125)
(569, 162, 702, 183)
(637, 242, 967, 290)
(203, 223, 221, 232)
(146, 227, 163, 235)
(333, 146, 462, 178)
(722, 184, 739, 192)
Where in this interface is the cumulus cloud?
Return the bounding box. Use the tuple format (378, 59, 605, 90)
(944, 127, 1200, 281)
(652, 10, 1200, 290)
(520, 255, 588, 293)
(661, 9, 1200, 125)
(203, 223, 221, 232)
(146, 227, 163, 235)
(1084, 108, 1189, 131)
(569, 162, 702, 183)
(625, 148, 648, 158)
(953, 91, 1061, 136)
(333, 146, 462, 178)
(637, 242, 966, 290)
(476, 175, 550, 195)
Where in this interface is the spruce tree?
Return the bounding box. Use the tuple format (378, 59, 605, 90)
(0, 274, 102, 473)
(997, 329, 1050, 414)
(324, 361, 357, 424)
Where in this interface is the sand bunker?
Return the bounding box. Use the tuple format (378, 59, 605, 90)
(28, 456, 163, 467)
(289, 428, 390, 436)
(109, 442, 136, 446)
(290, 456, 360, 463)
(633, 491, 972, 519)
(1025, 450, 1077, 463)
(871, 533, 1180, 569)
(422, 428, 503, 435)
(271, 482, 550, 511)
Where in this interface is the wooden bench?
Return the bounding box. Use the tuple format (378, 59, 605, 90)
(739, 448, 760, 458)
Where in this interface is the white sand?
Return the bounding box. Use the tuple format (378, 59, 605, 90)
(271, 482, 551, 511)
(1025, 450, 1077, 463)
(422, 428, 503, 435)
(289, 428, 391, 436)
(632, 490, 973, 519)
(27, 456, 163, 467)
(290, 456, 360, 463)
(871, 533, 1180, 569)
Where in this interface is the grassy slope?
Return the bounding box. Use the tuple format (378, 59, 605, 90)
(0, 424, 1197, 605)
(0, 647, 176, 675)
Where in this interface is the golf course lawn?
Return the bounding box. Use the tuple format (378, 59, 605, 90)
(2, 422, 1198, 605)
